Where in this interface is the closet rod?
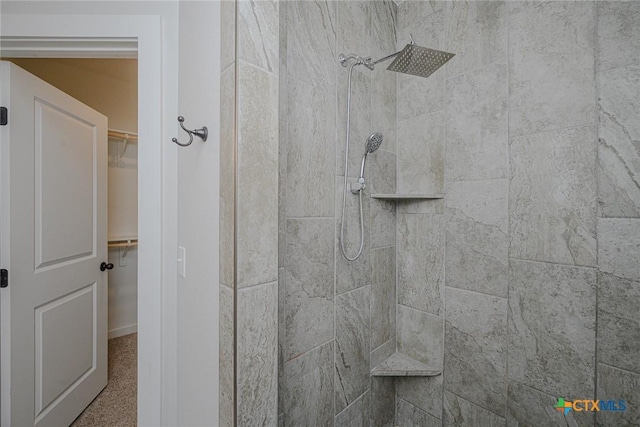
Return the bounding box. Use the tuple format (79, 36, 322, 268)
(108, 129, 138, 142)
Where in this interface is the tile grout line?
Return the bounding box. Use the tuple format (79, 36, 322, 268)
(594, 3, 600, 425)
(505, 0, 512, 419)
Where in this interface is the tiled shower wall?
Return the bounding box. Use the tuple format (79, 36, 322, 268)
(223, 1, 640, 426)
(278, 1, 398, 425)
(393, 1, 640, 426)
(220, 0, 279, 425)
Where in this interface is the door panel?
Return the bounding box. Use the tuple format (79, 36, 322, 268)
(1, 60, 108, 427)
(35, 283, 96, 419)
(36, 100, 96, 269)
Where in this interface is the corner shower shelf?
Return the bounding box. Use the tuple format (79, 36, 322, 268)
(371, 352, 442, 377)
(371, 193, 445, 200)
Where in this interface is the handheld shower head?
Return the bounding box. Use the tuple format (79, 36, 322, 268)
(360, 133, 383, 180)
(366, 132, 383, 154)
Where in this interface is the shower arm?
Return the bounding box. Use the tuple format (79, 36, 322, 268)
(369, 34, 417, 67)
(370, 51, 401, 66)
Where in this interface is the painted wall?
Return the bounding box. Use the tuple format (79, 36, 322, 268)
(5, 58, 139, 338)
(0, 2, 222, 425)
(176, 1, 220, 425)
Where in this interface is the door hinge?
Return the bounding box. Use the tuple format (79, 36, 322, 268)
(0, 107, 7, 126)
(0, 269, 7, 288)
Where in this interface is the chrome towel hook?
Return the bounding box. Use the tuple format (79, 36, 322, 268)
(172, 116, 208, 147)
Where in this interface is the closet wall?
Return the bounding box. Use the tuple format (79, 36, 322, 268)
(7, 58, 139, 337)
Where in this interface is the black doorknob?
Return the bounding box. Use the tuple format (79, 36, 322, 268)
(100, 262, 114, 271)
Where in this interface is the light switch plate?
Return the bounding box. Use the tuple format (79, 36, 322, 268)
(177, 246, 186, 278)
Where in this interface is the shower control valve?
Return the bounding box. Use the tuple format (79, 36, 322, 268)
(349, 178, 366, 194)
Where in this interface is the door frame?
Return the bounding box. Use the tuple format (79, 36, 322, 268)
(0, 14, 178, 426)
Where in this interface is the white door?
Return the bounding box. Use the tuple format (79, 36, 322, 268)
(0, 61, 108, 427)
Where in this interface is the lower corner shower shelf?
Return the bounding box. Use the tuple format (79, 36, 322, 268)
(371, 193, 445, 200)
(371, 352, 442, 377)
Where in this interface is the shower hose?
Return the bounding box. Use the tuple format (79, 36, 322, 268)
(339, 61, 365, 261)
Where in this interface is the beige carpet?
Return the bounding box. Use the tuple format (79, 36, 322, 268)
(71, 333, 137, 427)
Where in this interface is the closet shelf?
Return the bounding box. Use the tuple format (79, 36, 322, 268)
(371, 352, 442, 377)
(108, 238, 138, 249)
(371, 193, 445, 200)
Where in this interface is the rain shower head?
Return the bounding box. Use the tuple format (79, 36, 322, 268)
(366, 132, 383, 154)
(387, 44, 455, 79)
(361, 34, 455, 79)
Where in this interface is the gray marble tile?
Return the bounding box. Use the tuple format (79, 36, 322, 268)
(446, 63, 508, 182)
(284, 218, 334, 360)
(338, 19, 372, 229)
(396, 199, 444, 215)
(397, 112, 445, 195)
(598, 219, 640, 281)
(371, 65, 397, 154)
(237, 282, 278, 426)
(335, 391, 370, 427)
(396, 375, 444, 421)
(337, 66, 372, 179)
(221, 0, 236, 71)
(370, 0, 397, 60)
(444, 287, 507, 417)
(335, 287, 371, 414)
(396, 397, 442, 427)
(598, 66, 640, 218)
(397, 214, 445, 315)
(445, 179, 509, 298)
(597, 364, 640, 426)
(371, 376, 395, 427)
(396, 8, 445, 123)
(220, 285, 234, 426)
(278, 268, 285, 416)
(337, 1, 370, 60)
(238, 0, 278, 73)
(397, 304, 443, 369)
(220, 67, 235, 288)
(371, 247, 396, 349)
(508, 260, 596, 398)
(283, 341, 334, 426)
(278, 1, 288, 123)
(287, 0, 336, 87)
(370, 340, 395, 427)
(398, 71, 444, 123)
(397, 2, 444, 51)
(598, 1, 640, 71)
(509, 126, 597, 267)
(444, 1, 507, 78)
(237, 62, 279, 288)
(444, 391, 506, 427)
(598, 272, 640, 374)
(369, 149, 396, 196)
(278, 121, 287, 269)
(371, 339, 396, 369)
(286, 76, 335, 217)
(336, 178, 370, 295)
(509, 49, 595, 137)
(370, 199, 396, 250)
(506, 381, 594, 427)
(509, 1, 595, 55)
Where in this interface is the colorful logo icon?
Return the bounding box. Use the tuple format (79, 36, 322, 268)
(555, 398, 572, 415)
(554, 398, 627, 414)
